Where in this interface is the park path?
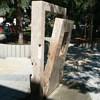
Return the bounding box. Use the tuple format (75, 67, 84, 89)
(0, 57, 33, 100)
(48, 44, 100, 100)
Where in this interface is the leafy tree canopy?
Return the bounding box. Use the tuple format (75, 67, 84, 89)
(0, 0, 31, 15)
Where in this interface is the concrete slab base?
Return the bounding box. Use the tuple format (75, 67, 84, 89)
(48, 84, 92, 100)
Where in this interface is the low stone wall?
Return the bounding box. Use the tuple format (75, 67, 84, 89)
(0, 44, 31, 58)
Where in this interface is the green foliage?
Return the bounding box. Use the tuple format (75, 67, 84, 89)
(21, 0, 31, 9)
(0, 0, 99, 43)
(0, 0, 31, 15)
(45, 0, 91, 22)
(45, 12, 58, 37)
(43, 0, 97, 38)
(10, 0, 14, 4)
(0, 1, 10, 14)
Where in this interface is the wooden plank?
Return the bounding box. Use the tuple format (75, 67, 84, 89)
(48, 20, 74, 95)
(43, 18, 67, 95)
(31, 1, 45, 82)
(43, 19, 74, 95)
(47, 56, 64, 95)
(61, 20, 74, 59)
(31, 1, 67, 83)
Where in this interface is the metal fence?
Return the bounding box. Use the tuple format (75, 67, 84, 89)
(0, 44, 31, 58)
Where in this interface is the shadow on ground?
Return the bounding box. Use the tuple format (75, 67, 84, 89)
(62, 45, 100, 94)
(0, 82, 54, 100)
(31, 82, 53, 100)
(0, 85, 30, 100)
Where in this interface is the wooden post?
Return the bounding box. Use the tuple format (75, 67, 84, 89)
(43, 18, 74, 95)
(31, 1, 66, 83)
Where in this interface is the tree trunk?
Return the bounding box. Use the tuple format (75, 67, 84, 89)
(16, 0, 23, 44)
(90, 15, 93, 50)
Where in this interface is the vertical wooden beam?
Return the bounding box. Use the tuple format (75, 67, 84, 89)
(43, 18, 66, 94)
(31, 1, 66, 82)
(61, 20, 74, 59)
(43, 19, 74, 95)
(31, 1, 45, 82)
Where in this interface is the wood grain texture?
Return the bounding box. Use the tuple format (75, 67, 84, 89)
(31, 1, 66, 83)
(43, 19, 74, 95)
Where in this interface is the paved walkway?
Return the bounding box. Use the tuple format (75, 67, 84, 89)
(0, 57, 33, 100)
(48, 84, 92, 100)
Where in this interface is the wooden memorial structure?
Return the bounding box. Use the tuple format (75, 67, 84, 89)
(0, 1, 74, 100)
(31, 1, 74, 97)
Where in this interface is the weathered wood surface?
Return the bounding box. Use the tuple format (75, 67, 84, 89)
(43, 18, 74, 95)
(31, 1, 74, 96)
(31, 1, 66, 83)
(48, 20, 74, 95)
